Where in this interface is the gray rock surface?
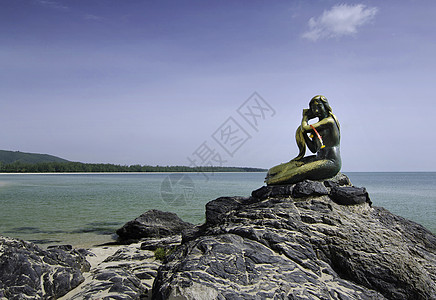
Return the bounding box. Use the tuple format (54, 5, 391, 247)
(0, 209, 188, 299)
(0, 236, 90, 299)
(153, 173, 436, 300)
(60, 236, 182, 300)
(62, 243, 157, 299)
(2, 174, 435, 299)
(116, 209, 194, 243)
(330, 185, 371, 206)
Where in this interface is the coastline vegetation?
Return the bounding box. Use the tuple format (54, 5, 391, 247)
(154, 247, 176, 261)
(0, 161, 266, 173)
(0, 150, 266, 173)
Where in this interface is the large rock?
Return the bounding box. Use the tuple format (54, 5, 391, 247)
(116, 209, 194, 243)
(0, 236, 90, 299)
(61, 235, 185, 300)
(63, 242, 160, 299)
(330, 185, 372, 205)
(153, 174, 436, 300)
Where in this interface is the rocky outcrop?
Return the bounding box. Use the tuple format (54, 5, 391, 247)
(60, 213, 185, 299)
(62, 222, 185, 299)
(61, 242, 162, 299)
(0, 236, 90, 299)
(0, 209, 186, 300)
(153, 173, 436, 300)
(116, 209, 194, 243)
(2, 174, 435, 299)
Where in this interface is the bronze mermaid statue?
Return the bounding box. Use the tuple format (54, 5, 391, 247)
(265, 95, 341, 185)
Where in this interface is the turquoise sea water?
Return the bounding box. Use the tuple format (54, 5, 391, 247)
(0, 172, 434, 248)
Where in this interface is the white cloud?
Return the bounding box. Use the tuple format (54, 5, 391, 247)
(36, 0, 69, 11)
(84, 14, 102, 21)
(302, 4, 378, 41)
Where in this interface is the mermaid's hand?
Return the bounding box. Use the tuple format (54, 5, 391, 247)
(303, 108, 314, 119)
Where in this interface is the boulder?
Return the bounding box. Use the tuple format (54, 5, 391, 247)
(116, 209, 194, 243)
(330, 185, 372, 206)
(323, 172, 352, 187)
(153, 174, 436, 300)
(251, 184, 293, 200)
(292, 179, 329, 197)
(0, 236, 90, 299)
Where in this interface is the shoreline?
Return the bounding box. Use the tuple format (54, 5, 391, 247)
(0, 171, 266, 175)
(1, 172, 435, 248)
(1, 171, 436, 175)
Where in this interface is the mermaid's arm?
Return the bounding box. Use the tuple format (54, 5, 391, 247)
(301, 116, 332, 132)
(303, 129, 321, 153)
(301, 109, 313, 129)
(300, 109, 320, 153)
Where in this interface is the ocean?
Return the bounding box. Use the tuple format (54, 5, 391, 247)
(0, 172, 434, 248)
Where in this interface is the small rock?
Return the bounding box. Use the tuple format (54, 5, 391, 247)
(292, 180, 329, 198)
(47, 244, 73, 251)
(251, 185, 272, 199)
(330, 186, 372, 206)
(116, 209, 194, 243)
(323, 172, 352, 187)
(252, 184, 294, 200)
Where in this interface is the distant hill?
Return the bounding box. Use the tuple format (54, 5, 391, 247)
(0, 150, 70, 164)
(0, 150, 267, 173)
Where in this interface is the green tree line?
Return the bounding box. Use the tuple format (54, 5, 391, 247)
(0, 161, 266, 173)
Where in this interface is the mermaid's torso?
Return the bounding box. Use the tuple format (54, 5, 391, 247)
(316, 145, 340, 162)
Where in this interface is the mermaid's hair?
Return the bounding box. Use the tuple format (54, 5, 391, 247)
(292, 95, 339, 161)
(309, 95, 340, 130)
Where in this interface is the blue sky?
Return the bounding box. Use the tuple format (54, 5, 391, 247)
(1, 0, 435, 171)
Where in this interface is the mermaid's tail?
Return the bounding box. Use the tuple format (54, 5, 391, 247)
(264, 126, 307, 184)
(292, 126, 306, 161)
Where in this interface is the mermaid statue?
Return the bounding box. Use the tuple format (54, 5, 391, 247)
(265, 95, 341, 185)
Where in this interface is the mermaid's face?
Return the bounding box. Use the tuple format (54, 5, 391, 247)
(310, 100, 327, 118)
